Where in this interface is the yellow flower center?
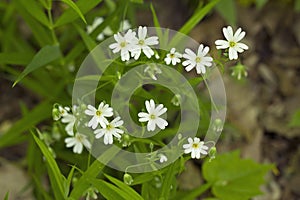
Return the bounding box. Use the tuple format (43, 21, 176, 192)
(192, 143, 199, 149)
(138, 40, 145, 45)
(106, 124, 113, 130)
(170, 53, 175, 58)
(96, 110, 102, 116)
(229, 41, 236, 47)
(120, 41, 126, 47)
(150, 114, 156, 119)
(195, 57, 201, 63)
(76, 134, 84, 142)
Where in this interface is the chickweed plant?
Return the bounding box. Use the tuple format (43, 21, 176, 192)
(0, 0, 273, 199)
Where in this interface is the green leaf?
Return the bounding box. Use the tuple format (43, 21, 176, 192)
(215, 0, 236, 26)
(255, 0, 268, 9)
(19, 0, 50, 28)
(296, 0, 300, 12)
(32, 133, 65, 200)
(0, 53, 33, 65)
(88, 179, 126, 200)
(69, 146, 120, 199)
(160, 161, 177, 199)
(61, 0, 87, 24)
(4, 192, 9, 200)
(179, 0, 220, 35)
(172, 183, 212, 200)
(13, 45, 62, 86)
(0, 101, 52, 149)
(105, 174, 144, 200)
(289, 110, 300, 127)
(73, 24, 97, 51)
(54, 0, 102, 27)
(203, 151, 273, 200)
(130, 0, 143, 4)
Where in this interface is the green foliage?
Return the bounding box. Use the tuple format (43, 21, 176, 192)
(13, 45, 62, 86)
(203, 151, 273, 200)
(289, 110, 300, 127)
(216, 0, 236, 26)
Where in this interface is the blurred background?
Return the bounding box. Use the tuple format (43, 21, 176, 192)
(0, 0, 300, 199)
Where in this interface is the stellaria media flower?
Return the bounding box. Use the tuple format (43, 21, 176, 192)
(85, 102, 113, 129)
(183, 137, 208, 159)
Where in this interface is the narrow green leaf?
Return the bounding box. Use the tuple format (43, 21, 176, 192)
(0, 101, 52, 149)
(88, 179, 126, 200)
(32, 133, 65, 200)
(69, 146, 120, 199)
(64, 166, 76, 198)
(160, 162, 177, 199)
(0, 53, 33, 65)
(4, 192, 9, 200)
(73, 23, 97, 51)
(172, 183, 212, 200)
(150, 3, 163, 40)
(19, 0, 50, 28)
(13, 1, 53, 46)
(179, 0, 220, 35)
(13, 45, 62, 86)
(105, 174, 144, 200)
(61, 0, 87, 24)
(54, 0, 102, 27)
(130, 0, 143, 4)
(215, 0, 236, 26)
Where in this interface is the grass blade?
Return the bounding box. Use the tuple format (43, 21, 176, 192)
(61, 0, 87, 24)
(13, 45, 62, 86)
(32, 133, 65, 200)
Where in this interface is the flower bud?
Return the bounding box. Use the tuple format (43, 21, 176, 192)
(171, 94, 181, 106)
(208, 146, 217, 161)
(123, 173, 133, 185)
(231, 63, 248, 80)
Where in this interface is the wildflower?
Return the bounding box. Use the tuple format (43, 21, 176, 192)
(182, 44, 213, 74)
(130, 26, 159, 59)
(164, 48, 182, 65)
(215, 26, 249, 60)
(85, 187, 98, 200)
(159, 154, 168, 163)
(208, 146, 217, 162)
(94, 116, 124, 145)
(65, 133, 91, 154)
(138, 99, 168, 131)
(61, 112, 76, 136)
(144, 64, 162, 80)
(85, 103, 113, 129)
(183, 137, 208, 159)
(109, 29, 136, 61)
(87, 17, 131, 41)
(52, 105, 69, 121)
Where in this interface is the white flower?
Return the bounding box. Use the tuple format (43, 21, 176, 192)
(87, 17, 131, 41)
(164, 48, 182, 65)
(130, 26, 159, 60)
(109, 29, 136, 61)
(65, 133, 91, 154)
(159, 154, 168, 163)
(182, 44, 213, 74)
(61, 113, 76, 136)
(183, 137, 208, 159)
(215, 26, 249, 60)
(94, 116, 124, 145)
(138, 99, 168, 131)
(85, 103, 113, 129)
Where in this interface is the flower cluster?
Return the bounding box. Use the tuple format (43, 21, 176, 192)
(109, 26, 248, 75)
(53, 105, 91, 154)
